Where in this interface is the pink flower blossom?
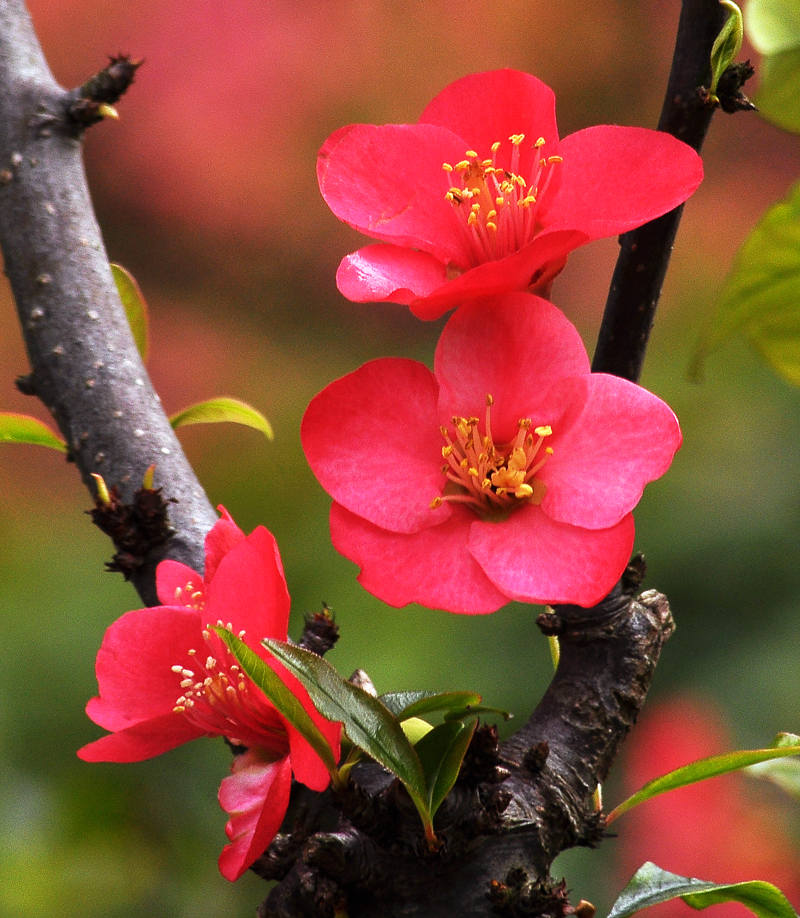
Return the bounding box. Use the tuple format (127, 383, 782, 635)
(78, 509, 341, 881)
(302, 294, 681, 614)
(318, 69, 703, 320)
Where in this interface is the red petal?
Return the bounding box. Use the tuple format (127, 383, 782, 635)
(302, 358, 448, 534)
(204, 525, 291, 643)
(336, 245, 449, 303)
(78, 711, 203, 762)
(156, 560, 201, 606)
(419, 70, 560, 181)
(317, 122, 469, 264)
(542, 125, 703, 237)
(85, 605, 204, 730)
(204, 508, 246, 582)
(468, 507, 635, 607)
(407, 230, 584, 320)
(217, 750, 292, 881)
(434, 295, 590, 439)
(282, 703, 341, 792)
(538, 374, 682, 529)
(330, 502, 508, 614)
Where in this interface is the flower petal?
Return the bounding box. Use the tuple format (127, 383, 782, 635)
(78, 711, 204, 762)
(84, 605, 204, 730)
(218, 750, 292, 881)
(282, 702, 341, 792)
(302, 358, 448, 533)
(419, 69, 560, 181)
(205, 525, 291, 642)
(407, 230, 586, 320)
(336, 244, 449, 304)
(204, 507, 246, 582)
(156, 560, 202, 606)
(468, 506, 635, 607)
(330, 501, 509, 614)
(317, 122, 469, 264)
(542, 125, 703, 237)
(435, 294, 590, 439)
(538, 374, 682, 528)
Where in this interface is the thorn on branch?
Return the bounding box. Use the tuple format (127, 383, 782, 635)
(67, 55, 142, 128)
(87, 479, 175, 578)
(15, 373, 38, 396)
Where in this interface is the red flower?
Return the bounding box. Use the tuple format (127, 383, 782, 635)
(302, 294, 681, 614)
(78, 509, 341, 881)
(617, 697, 800, 917)
(317, 69, 703, 320)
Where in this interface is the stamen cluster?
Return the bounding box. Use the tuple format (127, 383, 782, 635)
(443, 134, 562, 264)
(171, 622, 284, 751)
(431, 394, 553, 517)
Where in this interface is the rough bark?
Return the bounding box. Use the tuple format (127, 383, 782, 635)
(257, 565, 673, 917)
(0, 0, 216, 602)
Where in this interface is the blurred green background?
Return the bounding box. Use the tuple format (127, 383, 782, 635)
(1, 1, 798, 915)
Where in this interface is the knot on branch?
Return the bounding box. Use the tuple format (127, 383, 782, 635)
(67, 55, 142, 128)
(298, 604, 340, 656)
(488, 872, 580, 918)
(88, 481, 175, 578)
(699, 60, 756, 114)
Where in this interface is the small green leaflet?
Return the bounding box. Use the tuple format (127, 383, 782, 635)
(170, 396, 274, 440)
(0, 412, 66, 452)
(261, 638, 433, 835)
(213, 628, 340, 781)
(691, 181, 800, 386)
(709, 2, 743, 97)
(746, 0, 800, 132)
(111, 263, 149, 362)
(606, 734, 800, 824)
(415, 719, 477, 818)
(607, 862, 799, 918)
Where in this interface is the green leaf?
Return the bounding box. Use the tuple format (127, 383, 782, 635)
(170, 397, 274, 440)
(379, 690, 483, 720)
(746, 0, 800, 132)
(261, 639, 430, 822)
(691, 181, 800, 385)
(747, 0, 800, 55)
(415, 719, 477, 818)
(709, 2, 744, 96)
(607, 861, 799, 918)
(111, 263, 149, 361)
(214, 628, 340, 779)
(607, 736, 800, 824)
(0, 412, 66, 452)
(747, 736, 800, 798)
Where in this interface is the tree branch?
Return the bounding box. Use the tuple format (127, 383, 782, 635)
(256, 566, 674, 917)
(0, 0, 216, 603)
(591, 0, 730, 381)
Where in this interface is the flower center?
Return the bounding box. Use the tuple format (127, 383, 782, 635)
(442, 133, 562, 266)
(430, 394, 553, 520)
(171, 621, 286, 754)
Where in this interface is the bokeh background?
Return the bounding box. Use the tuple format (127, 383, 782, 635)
(1, 1, 798, 915)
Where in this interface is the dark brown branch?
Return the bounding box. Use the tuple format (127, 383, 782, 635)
(0, 0, 216, 603)
(256, 569, 674, 917)
(591, 0, 743, 382)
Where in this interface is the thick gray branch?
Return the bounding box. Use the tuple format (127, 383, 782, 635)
(0, 0, 216, 602)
